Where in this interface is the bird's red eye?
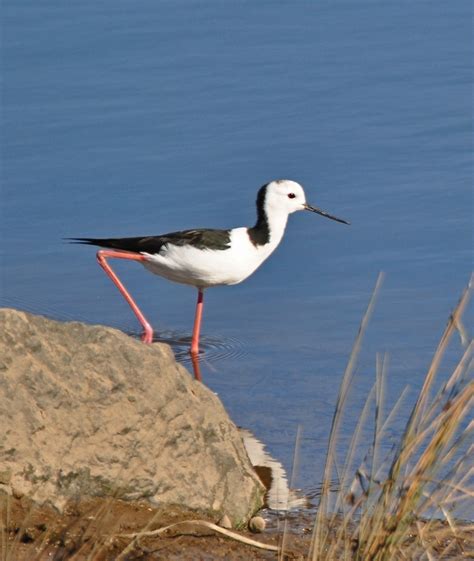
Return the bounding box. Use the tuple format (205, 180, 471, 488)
(288, 193, 296, 199)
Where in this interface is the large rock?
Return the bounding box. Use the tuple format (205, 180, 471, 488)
(0, 308, 264, 525)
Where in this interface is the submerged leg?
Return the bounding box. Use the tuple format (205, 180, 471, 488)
(190, 353, 202, 382)
(96, 249, 154, 344)
(190, 289, 204, 356)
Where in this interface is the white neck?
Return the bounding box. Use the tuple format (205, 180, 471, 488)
(264, 200, 289, 249)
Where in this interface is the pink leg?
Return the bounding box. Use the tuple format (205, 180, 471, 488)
(96, 249, 154, 344)
(190, 289, 204, 356)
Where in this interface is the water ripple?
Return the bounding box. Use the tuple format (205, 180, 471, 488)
(141, 329, 248, 365)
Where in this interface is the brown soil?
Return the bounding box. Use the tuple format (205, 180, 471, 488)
(3, 495, 472, 560)
(1, 495, 311, 561)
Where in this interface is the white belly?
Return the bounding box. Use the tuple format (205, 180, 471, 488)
(141, 228, 278, 289)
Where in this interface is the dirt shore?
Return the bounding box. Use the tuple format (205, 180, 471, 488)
(4, 495, 472, 560)
(2, 495, 312, 560)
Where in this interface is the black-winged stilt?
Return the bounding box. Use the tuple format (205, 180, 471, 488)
(71, 179, 349, 357)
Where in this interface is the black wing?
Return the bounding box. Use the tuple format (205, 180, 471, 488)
(69, 228, 232, 253)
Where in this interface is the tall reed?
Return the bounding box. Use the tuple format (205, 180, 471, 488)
(309, 274, 473, 561)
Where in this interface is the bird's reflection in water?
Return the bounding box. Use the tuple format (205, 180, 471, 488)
(240, 428, 309, 511)
(190, 352, 202, 381)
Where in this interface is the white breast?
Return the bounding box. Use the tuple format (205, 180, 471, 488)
(140, 228, 280, 289)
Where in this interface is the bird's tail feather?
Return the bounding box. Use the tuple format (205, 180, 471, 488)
(65, 237, 154, 253)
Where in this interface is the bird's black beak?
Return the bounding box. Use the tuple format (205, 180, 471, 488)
(304, 203, 350, 225)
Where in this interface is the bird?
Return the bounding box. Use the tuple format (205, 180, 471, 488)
(71, 179, 349, 357)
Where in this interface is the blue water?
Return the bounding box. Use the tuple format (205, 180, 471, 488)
(2, 1, 472, 499)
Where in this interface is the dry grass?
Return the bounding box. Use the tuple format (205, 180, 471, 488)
(307, 273, 473, 561)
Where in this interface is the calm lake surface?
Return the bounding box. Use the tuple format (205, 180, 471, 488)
(2, 1, 472, 499)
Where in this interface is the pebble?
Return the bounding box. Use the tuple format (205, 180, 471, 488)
(249, 516, 266, 533)
(13, 487, 24, 500)
(217, 514, 232, 529)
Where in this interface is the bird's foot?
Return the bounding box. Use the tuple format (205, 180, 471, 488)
(141, 326, 154, 344)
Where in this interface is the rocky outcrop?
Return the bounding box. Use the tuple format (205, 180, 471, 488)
(0, 309, 264, 525)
